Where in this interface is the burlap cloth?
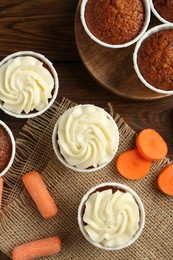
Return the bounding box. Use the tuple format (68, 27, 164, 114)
(0, 98, 172, 260)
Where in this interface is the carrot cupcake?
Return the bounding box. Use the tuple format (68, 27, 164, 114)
(0, 121, 15, 177)
(78, 182, 145, 250)
(81, 0, 150, 48)
(52, 105, 119, 172)
(153, 0, 173, 23)
(0, 51, 59, 118)
(137, 29, 173, 91)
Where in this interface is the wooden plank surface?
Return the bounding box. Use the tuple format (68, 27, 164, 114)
(0, 1, 173, 259)
(0, 0, 79, 61)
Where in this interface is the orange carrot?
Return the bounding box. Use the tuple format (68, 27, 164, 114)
(0, 177, 3, 209)
(22, 171, 58, 219)
(116, 149, 151, 180)
(12, 236, 61, 260)
(158, 164, 173, 196)
(136, 129, 168, 161)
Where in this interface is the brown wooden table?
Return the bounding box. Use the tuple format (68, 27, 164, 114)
(0, 1, 173, 259)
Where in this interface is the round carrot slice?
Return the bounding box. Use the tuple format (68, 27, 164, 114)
(158, 164, 173, 196)
(116, 149, 151, 180)
(136, 129, 168, 161)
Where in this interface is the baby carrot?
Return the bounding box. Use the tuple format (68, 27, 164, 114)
(158, 164, 173, 196)
(0, 177, 3, 209)
(116, 149, 151, 180)
(22, 171, 58, 219)
(136, 129, 168, 161)
(12, 236, 61, 260)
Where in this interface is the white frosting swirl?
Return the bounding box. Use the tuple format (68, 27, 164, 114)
(83, 189, 139, 247)
(0, 56, 54, 114)
(57, 105, 118, 169)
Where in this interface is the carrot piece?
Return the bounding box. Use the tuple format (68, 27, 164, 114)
(136, 129, 168, 161)
(158, 164, 173, 196)
(12, 236, 61, 260)
(0, 177, 3, 209)
(22, 171, 58, 219)
(116, 149, 151, 180)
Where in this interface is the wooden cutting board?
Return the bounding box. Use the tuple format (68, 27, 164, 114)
(75, 0, 170, 100)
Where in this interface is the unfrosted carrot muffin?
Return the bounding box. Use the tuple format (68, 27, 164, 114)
(84, 0, 145, 44)
(153, 0, 173, 23)
(137, 29, 173, 91)
(0, 124, 12, 173)
(0, 121, 15, 177)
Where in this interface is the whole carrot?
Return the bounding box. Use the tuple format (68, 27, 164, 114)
(0, 177, 3, 209)
(12, 236, 61, 260)
(22, 171, 58, 219)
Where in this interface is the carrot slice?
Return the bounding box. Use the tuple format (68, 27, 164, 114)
(136, 129, 168, 161)
(0, 177, 3, 209)
(116, 149, 151, 180)
(22, 171, 58, 219)
(158, 164, 173, 196)
(12, 236, 61, 260)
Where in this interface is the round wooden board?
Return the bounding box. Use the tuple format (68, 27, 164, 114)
(75, 1, 170, 101)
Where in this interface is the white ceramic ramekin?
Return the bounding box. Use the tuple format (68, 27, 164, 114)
(150, 0, 173, 25)
(133, 24, 173, 95)
(0, 51, 59, 118)
(52, 104, 119, 173)
(78, 182, 145, 250)
(0, 121, 15, 177)
(80, 0, 151, 48)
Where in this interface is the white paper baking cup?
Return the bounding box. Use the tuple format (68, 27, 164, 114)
(52, 104, 119, 173)
(150, 0, 173, 25)
(0, 51, 59, 118)
(133, 24, 173, 94)
(0, 121, 16, 177)
(80, 0, 151, 49)
(78, 182, 145, 250)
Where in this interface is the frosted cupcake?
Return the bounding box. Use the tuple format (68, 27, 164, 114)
(52, 105, 119, 172)
(0, 51, 59, 118)
(78, 182, 145, 250)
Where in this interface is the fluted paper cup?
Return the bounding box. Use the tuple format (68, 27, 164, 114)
(0, 51, 59, 118)
(78, 182, 145, 250)
(80, 0, 150, 48)
(133, 24, 173, 95)
(52, 104, 119, 173)
(0, 121, 15, 177)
